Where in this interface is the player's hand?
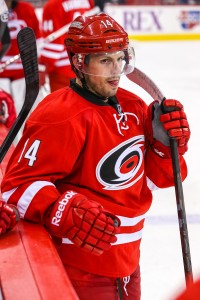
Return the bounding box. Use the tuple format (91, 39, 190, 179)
(0, 200, 20, 235)
(46, 191, 120, 255)
(146, 99, 190, 157)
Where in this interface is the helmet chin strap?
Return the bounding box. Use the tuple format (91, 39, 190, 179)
(80, 74, 89, 91)
(72, 65, 88, 90)
(75, 70, 109, 101)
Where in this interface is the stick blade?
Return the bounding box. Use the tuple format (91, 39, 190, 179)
(17, 27, 39, 106)
(0, 27, 39, 163)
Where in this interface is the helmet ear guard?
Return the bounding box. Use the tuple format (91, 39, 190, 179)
(72, 54, 84, 71)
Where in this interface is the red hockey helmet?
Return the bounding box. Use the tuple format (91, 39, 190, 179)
(65, 13, 135, 76)
(65, 13, 129, 54)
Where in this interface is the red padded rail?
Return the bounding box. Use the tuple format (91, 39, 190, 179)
(0, 220, 78, 300)
(0, 124, 78, 299)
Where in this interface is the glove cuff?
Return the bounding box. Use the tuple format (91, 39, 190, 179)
(150, 139, 171, 158)
(46, 190, 79, 237)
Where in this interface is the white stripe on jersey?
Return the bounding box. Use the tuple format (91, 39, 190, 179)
(2, 181, 55, 218)
(62, 229, 143, 246)
(146, 176, 159, 191)
(62, 215, 145, 246)
(18, 181, 55, 218)
(117, 214, 146, 226)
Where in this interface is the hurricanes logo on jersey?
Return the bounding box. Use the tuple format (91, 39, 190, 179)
(96, 136, 144, 190)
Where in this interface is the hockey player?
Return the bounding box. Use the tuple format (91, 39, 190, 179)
(0, 0, 41, 116)
(1, 13, 190, 300)
(40, 0, 95, 92)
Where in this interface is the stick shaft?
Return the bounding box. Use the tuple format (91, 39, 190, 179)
(170, 139, 193, 286)
(127, 68, 193, 286)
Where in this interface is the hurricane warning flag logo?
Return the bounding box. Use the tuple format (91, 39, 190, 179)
(96, 136, 144, 190)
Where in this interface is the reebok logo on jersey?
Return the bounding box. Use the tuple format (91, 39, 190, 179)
(51, 191, 77, 226)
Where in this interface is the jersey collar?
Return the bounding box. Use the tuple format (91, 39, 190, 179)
(70, 79, 119, 107)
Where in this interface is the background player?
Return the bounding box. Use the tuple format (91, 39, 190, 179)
(40, 0, 95, 92)
(0, 0, 41, 116)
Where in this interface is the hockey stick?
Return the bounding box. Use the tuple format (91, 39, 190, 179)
(0, 23, 11, 60)
(127, 68, 193, 287)
(0, 6, 100, 73)
(0, 6, 10, 60)
(0, 27, 39, 163)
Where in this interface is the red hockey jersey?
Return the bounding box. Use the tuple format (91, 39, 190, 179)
(0, 1, 41, 81)
(176, 278, 200, 300)
(40, 0, 95, 78)
(1, 82, 188, 277)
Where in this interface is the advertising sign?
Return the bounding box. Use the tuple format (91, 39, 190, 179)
(104, 5, 200, 40)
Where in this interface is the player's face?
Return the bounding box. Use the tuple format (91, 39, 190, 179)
(83, 51, 124, 98)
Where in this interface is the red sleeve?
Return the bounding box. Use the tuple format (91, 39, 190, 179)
(1, 100, 84, 223)
(145, 147, 187, 189)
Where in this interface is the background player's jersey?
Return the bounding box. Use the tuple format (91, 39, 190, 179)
(0, 1, 41, 80)
(1, 84, 187, 277)
(40, 0, 95, 78)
